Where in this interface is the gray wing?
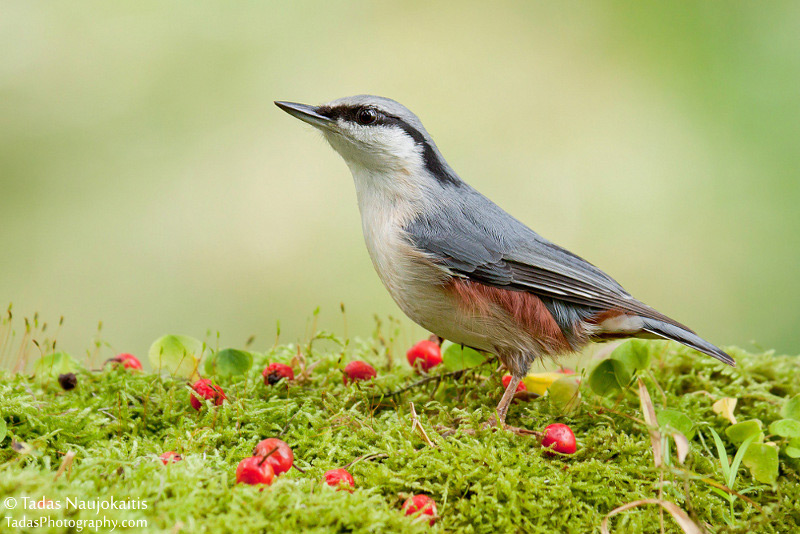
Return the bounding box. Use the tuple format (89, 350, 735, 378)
(405, 187, 689, 330)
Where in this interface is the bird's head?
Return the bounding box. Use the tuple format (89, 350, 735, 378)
(275, 95, 461, 192)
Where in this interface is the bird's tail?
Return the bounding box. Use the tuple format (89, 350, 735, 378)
(639, 318, 735, 366)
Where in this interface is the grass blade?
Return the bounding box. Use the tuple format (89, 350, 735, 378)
(707, 427, 731, 482)
(728, 432, 757, 489)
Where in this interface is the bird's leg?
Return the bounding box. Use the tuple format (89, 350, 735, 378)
(445, 375, 535, 437)
(484, 375, 523, 430)
(493, 374, 522, 427)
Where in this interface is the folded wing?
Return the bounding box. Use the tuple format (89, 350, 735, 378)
(404, 186, 733, 365)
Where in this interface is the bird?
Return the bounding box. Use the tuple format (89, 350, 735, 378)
(275, 95, 734, 428)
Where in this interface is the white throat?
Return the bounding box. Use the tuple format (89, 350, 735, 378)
(347, 164, 425, 244)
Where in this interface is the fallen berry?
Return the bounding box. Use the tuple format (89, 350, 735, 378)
(253, 438, 294, 475)
(403, 494, 437, 525)
(502, 374, 527, 393)
(343, 360, 376, 384)
(323, 468, 355, 492)
(112, 353, 143, 371)
(58, 373, 78, 390)
(406, 340, 443, 372)
(236, 456, 275, 486)
(541, 423, 577, 455)
(262, 363, 294, 386)
(190, 379, 227, 410)
(160, 451, 182, 465)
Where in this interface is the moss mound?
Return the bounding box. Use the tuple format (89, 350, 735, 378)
(1, 336, 799, 533)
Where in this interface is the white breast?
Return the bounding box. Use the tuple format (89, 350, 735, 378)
(350, 166, 536, 359)
(352, 167, 447, 321)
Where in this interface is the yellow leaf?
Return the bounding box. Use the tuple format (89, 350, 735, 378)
(713, 397, 738, 424)
(522, 372, 565, 396)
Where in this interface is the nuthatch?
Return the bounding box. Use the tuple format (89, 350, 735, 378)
(275, 95, 733, 427)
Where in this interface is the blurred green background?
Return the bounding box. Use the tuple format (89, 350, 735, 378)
(1, 1, 798, 362)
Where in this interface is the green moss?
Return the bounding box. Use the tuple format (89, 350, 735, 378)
(1, 339, 799, 533)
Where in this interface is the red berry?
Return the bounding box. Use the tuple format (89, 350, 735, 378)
(253, 438, 294, 475)
(541, 423, 577, 455)
(190, 379, 226, 410)
(502, 375, 527, 392)
(343, 361, 377, 385)
(160, 451, 182, 465)
(262, 363, 294, 386)
(236, 456, 275, 486)
(323, 468, 355, 492)
(557, 367, 575, 375)
(402, 494, 437, 525)
(406, 340, 443, 372)
(111, 353, 142, 371)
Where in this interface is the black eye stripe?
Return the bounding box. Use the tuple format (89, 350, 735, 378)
(316, 104, 461, 187)
(320, 106, 423, 136)
(316, 105, 357, 122)
(316, 105, 385, 125)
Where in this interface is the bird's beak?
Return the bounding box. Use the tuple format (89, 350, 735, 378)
(274, 101, 333, 129)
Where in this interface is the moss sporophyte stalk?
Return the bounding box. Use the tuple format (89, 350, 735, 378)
(0, 328, 799, 533)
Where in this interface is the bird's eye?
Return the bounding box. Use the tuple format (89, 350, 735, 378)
(356, 107, 378, 125)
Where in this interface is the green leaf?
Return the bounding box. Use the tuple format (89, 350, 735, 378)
(657, 409, 695, 440)
(441, 342, 485, 371)
(769, 419, 800, 439)
(784, 438, 800, 459)
(725, 420, 763, 445)
(0, 416, 6, 444)
(549, 376, 581, 415)
(610, 358, 633, 387)
(742, 443, 779, 485)
(148, 334, 205, 378)
(204, 348, 253, 377)
(33, 351, 83, 378)
(782, 394, 800, 421)
(610, 339, 651, 372)
(588, 359, 623, 396)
